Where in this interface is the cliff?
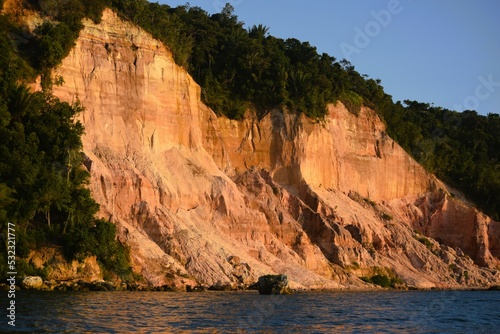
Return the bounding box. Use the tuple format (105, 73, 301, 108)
(28, 8, 500, 289)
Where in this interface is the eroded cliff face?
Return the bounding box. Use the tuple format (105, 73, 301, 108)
(213, 104, 432, 201)
(46, 9, 499, 289)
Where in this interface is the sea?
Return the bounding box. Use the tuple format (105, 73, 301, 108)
(2, 290, 499, 333)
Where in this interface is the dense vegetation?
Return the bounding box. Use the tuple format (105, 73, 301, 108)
(0, 1, 131, 280)
(0, 0, 498, 283)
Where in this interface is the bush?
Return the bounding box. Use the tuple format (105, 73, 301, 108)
(339, 91, 363, 116)
(63, 219, 131, 278)
(417, 236, 433, 251)
(35, 21, 82, 71)
(369, 274, 391, 287)
(16, 259, 50, 280)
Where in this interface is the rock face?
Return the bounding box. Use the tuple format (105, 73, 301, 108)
(41, 9, 500, 289)
(22, 276, 43, 290)
(27, 247, 103, 282)
(257, 275, 291, 295)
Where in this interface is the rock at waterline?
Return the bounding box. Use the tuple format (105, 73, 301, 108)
(257, 274, 292, 295)
(22, 276, 43, 290)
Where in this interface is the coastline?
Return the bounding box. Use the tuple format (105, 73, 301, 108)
(1, 279, 499, 293)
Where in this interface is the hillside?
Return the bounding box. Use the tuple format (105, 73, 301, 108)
(116, 1, 499, 221)
(0, 1, 499, 289)
(49, 8, 500, 288)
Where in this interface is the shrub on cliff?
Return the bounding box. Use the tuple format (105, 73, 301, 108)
(339, 91, 363, 116)
(64, 219, 132, 277)
(35, 21, 81, 71)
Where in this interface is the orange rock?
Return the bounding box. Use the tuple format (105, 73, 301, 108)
(44, 9, 499, 289)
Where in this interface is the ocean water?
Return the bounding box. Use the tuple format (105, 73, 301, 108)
(3, 290, 500, 333)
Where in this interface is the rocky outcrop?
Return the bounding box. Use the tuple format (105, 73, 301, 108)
(213, 104, 432, 202)
(36, 9, 500, 289)
(21, 276, 43, 290)
(27, 247, 103, 282)
(257, 274, 292, 295)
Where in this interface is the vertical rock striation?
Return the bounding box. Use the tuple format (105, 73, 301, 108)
(46, 9, 499, 289)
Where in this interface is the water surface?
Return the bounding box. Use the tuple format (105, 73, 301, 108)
(3, 290, 500, 333)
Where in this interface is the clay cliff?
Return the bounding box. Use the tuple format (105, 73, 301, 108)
(25, 9, 500, 289)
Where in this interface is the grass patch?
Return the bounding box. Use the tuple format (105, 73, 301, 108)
(344, 262, 361, 271)
(417, 236, 433, 251)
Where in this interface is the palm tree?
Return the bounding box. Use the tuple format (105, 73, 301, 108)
(249, 24, 269, 40)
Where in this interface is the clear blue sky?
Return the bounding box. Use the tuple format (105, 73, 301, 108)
(155, 0, 500, 115)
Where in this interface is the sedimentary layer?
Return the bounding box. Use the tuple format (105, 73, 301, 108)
(40, 9, 500, 289)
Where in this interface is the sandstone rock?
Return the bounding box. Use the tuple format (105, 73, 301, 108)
(27, 247, 103, 283)
(22, 276, 43, 290)
(186, 285, 207, 292)
(257, 275, 292, 295)
(35, 8, 499, 290)
(43, 280, 58, 291)
(88, 280, 116, 291)
(126, 283, 150, 291)
(208, 281, 234, 291)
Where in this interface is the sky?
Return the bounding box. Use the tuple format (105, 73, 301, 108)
(155, 0, 500, 115)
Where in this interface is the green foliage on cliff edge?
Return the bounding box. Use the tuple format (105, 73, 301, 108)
(0, 3, 131, 280)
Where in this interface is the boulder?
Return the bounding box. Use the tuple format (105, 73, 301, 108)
(89, 280, 116, 291)
(186, 285, 207, 292)
(22, 276, 43, 290)
(43, 280, 58, 291)
(257, 274, 292, 295)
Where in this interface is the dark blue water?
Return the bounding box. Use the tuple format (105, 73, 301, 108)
(2, 290, 499, 333)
